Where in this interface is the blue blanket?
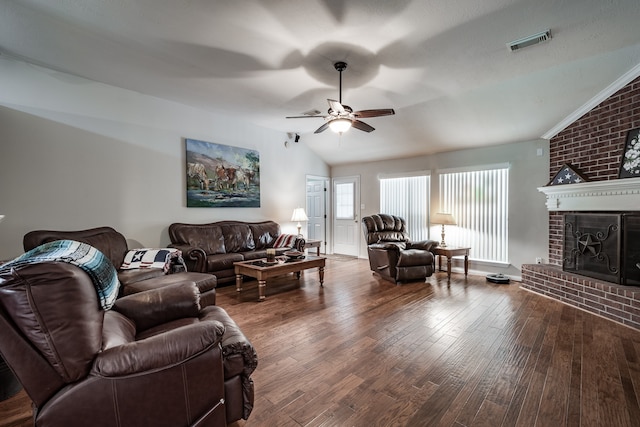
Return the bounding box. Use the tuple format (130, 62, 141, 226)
(0, 240, 120, 310)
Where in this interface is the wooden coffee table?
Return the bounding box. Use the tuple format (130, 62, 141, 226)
(234, 256, 326, 301)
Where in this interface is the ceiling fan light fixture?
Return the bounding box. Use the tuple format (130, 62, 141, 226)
(329, 118, 352, 134)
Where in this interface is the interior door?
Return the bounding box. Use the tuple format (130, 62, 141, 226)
(332, 176, 360, 256)
(306, 176, 328, 253)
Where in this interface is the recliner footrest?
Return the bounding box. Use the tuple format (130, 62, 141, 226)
(397, 249, 433, 267)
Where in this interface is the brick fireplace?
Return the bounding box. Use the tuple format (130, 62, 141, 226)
(520, 75, 640, 329)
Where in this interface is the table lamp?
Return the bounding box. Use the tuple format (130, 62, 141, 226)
(291, 208, 308, 236)
(431, 212, 456, 247)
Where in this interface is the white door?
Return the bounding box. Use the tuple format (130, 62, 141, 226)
(306, 176, 328, 253)
(333, 176, 360, 256)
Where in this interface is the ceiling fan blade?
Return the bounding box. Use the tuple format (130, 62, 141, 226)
(327, 99, 346, 115)
(352, 120, 375, 133)
(286, 115, 324, 119)
(353, 108, 395, 118)
(314, 122, 330, 134)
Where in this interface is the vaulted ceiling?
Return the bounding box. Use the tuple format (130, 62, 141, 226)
(1, 0, 639, 165)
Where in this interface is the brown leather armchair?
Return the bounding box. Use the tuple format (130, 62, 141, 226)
(362, 214, 438, 283)
(0, 260, 256, 426)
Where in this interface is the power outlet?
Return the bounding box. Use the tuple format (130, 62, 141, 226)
(536, 257, 543, 264)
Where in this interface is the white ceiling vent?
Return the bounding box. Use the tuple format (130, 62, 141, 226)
(508, 29, 552, 52)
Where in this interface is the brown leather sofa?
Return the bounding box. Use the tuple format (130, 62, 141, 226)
(362, 214, 438, 283)
(0, 261, 258, 426)
(23, 226, 218, 306)
(169, 220, 304, 285)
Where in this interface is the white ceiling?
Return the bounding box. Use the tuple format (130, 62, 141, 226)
(1, 0, 640, 165)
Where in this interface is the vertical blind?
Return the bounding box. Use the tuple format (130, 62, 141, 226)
(439, 167, 509, 263)
(380, 175, 429, 240)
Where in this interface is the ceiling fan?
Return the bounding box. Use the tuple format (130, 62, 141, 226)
(286, 61, 395, 134)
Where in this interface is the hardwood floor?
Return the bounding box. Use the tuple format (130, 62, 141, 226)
(2, 256, 640, 426)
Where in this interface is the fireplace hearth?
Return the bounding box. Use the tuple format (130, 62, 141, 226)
(563, 213, 640, 286)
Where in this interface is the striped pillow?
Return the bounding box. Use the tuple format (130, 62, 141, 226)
(273, 234, 297, 248)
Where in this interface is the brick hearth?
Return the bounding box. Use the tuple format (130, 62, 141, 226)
(521, 264, 640, 329)
(521, 75, 640, 329)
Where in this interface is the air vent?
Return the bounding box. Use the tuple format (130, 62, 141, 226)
(508, 29, 552, 52)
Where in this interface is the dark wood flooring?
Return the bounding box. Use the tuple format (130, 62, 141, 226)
(2, 256, 640, 426)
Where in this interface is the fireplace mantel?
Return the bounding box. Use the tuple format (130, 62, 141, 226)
(538, 177, 640, 211)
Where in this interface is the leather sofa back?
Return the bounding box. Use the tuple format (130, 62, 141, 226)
(169, 221, 282, 255)
(220, 224, 255, 253)
(249, 222, 280, 249)
(169, 223, 227, 255)
(362, 214, 410, 245)
(24, 227, 129, 269)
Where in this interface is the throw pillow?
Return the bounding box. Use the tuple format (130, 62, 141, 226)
(273, 234, 297, 248)
(121, 248, 186, 273)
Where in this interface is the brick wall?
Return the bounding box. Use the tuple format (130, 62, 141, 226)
(548, 76, 640, 265)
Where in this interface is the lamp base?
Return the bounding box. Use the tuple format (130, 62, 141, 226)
(440, 225, 447, 247)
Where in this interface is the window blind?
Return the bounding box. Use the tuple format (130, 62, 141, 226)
(380, 175, 429, 240)
(438, 167, 509, 263)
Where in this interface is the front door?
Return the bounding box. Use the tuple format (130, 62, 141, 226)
(332, 176, 360, 256)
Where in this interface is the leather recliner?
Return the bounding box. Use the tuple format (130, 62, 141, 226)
(362, 214, 438, 283)
(0, 260, 255, 426)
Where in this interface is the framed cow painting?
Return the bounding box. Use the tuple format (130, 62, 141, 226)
(185, 138, 260, 207)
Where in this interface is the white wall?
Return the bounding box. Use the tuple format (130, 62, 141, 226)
(331, 139, 550, 279)
(0, 58, 329, 259)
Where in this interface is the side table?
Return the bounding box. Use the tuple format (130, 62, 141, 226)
(433, 246, 470, 280)
(304, 239, 322, 256)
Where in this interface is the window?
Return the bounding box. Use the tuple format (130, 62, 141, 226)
(379, 174, 429, 240)
(438, 166, 509, 263)
(335, 182, 355, 219)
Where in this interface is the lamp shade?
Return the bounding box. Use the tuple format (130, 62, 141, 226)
(431, 212, 456, 225)
(329, 118, 352, 134)
(291, 208, 308, 222)
(0, 215, 4, 223)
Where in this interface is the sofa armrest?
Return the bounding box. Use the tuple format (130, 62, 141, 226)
(293, 237, 305, 252)
(407, 240, 439, 252)
(92, 320, 225, 376)
(169, 243, 207, 272)
(113, 282, 201, 331)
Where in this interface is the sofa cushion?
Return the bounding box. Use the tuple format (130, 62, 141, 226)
(249, 222, 280, 249)
(172, 225, 226, 255)
(118, 268, 165, 286)
(205, 253, 244, 272)
(220, 224, 255, 253)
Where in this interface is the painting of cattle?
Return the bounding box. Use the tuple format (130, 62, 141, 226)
(185, 138, 260, 207)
